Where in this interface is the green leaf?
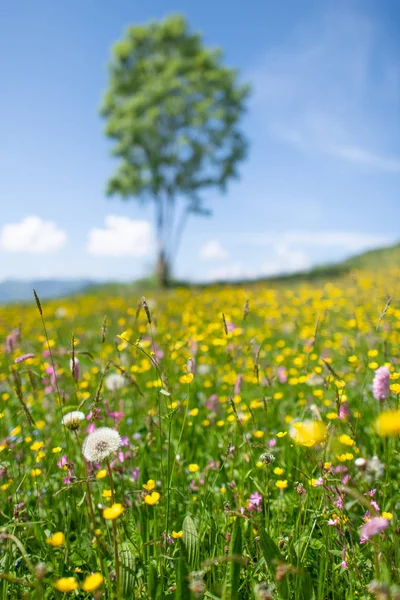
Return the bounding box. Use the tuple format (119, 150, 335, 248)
(182, 515, 199, 569)
(221, 517, 243, 600)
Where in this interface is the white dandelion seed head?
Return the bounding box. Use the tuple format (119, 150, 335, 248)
(62, 411, 85, 430)
(82, 427, 121, 462)
(105, 373, 126, 391)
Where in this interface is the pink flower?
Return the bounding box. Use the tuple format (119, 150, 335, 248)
(15, 353, 35, 363)
(234, 374, 242, 395)
(70, 357, 80, 381)
(372, 366, 390, 401)
(339, 402, 351, 420)
(360, 517, 389, 540)
(247, 492, 263, 512)
(277, 367, 287, 383)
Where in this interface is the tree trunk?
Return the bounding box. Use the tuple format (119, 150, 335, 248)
(155, 250, 170, 288)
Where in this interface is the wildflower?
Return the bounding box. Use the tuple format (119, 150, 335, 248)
(382, 512, 393, 520)
(82, 573, 104, 592)
(144, 491, 160, 505)
(254, 582, 274, 600)
(290, 420, 327, 447)
(339, 434, 355, 446)
(360, 517, 389, 540)
(70, 357, 80, 381)
(188, 571, 206, 595)
(62, 411, 85, 431)
(82, 427, 121, 462)
(260, 453, 275, 464)
(103, 503, 124, 520)
(171, 530, 183, 538)
(376, 410, 400, 436)
(46, 532, 65, 547)
(31, 468, 41, 477)
(105, 373, 125, 391)
(273, 467, 284, 475)
(275, 480, 288, 489)
(247, 491, 263, 512)
(54, 577, 78, 592)
(188, 463, 200, 473)
(14, 353, 35, 363)
(180, 372, 194, 384)
(143, 479, 156, 491)
(96, 469, 107, 479)
(372, 366, 390, 401)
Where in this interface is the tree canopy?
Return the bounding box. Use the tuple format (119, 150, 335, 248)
(101, 14, 251, 285)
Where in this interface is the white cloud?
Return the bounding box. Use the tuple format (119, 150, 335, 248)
(200, 240, 229, 260)
(250, 11, 400, 173)
(248, 231, 391, 252)
(261, 244, 310, 276)
(0, 216, 67, 253)
(329, 146, 400, 173)
(206, 263, 258, 281)
(87, 216, 153, 257)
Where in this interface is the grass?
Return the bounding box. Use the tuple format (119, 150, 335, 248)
(0, 259, 400, 599)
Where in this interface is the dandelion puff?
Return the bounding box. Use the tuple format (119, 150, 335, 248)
(82, 427, 121, 462)
(105, 373, 125, 391)
(62, 411, 85, 431)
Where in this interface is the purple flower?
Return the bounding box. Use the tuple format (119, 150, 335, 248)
(131, 467, 140, 482)
(15, 353, 35, 363)
(372, 366, 390, 401)
(360, 517, 389, 540)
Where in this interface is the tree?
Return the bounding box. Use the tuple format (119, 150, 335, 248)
(100, 14, 251, 286)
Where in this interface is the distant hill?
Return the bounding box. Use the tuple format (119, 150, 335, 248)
(0, 242, 398, 303)
(0, 279, 95, 304)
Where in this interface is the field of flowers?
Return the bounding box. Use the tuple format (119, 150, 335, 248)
(1, 267, 400, 599)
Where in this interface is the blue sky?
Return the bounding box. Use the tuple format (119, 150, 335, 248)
(0, 0, 399, 282)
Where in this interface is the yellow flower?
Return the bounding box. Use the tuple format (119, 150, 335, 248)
(382, 512, 393, 520)
(103, 503, 124, 520)
(82, 572, 104, 592)
(180, 373, 194, 384)
(31, 468, 42, 477)
(276, 431, 287, 438)
(376, 410, 400, 436)
(290, 420, 327, 447)
(96, 469, 107, 479)
(253, 430, 264, 439)
(339, 434, 355, 446)
(188, 464, 199, 473)
(52, 447, 62, 453)
(189, 408, 199, 416)
(273, 467, 284, 475)
(54, 577, 78, 592)
(143, 479, 156, 491)
(171, 530, 183, 538)
(275, 480, 288, 489)
(10, 426, 21, 436)
(144, 491, 161, 505)
(47, 532, 65, 547)
(30, 441, 44, 452)
(102, 490, 112, 498)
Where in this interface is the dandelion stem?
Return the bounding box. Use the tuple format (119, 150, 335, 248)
(106, 458, 120, 599)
